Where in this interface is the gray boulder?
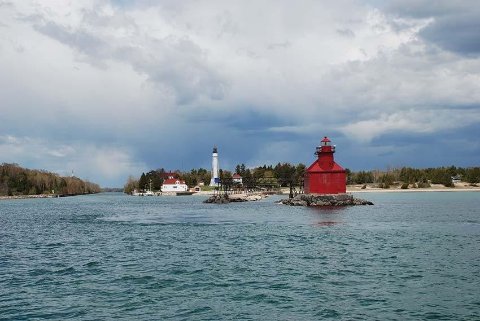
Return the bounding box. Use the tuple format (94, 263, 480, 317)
(279, 193, 373, 206)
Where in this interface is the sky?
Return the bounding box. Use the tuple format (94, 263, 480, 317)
(1, 0, 479, 187)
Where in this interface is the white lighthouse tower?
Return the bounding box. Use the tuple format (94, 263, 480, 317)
(210, 146, 220, 186)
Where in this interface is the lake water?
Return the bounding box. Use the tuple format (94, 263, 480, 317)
(1, 192, 479, 320)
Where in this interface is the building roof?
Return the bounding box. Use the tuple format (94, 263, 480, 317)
(307, 160, 345, 173)
(321, 136, 331, 143)
(160, 172, 178, 179)
(163, 178, 186, 185)
(232, 173, 242, 178)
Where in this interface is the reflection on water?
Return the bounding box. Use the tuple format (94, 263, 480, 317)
(315, 220, 342, 227)
(308, 205, 347, 226)
(307, 205, 349, 213)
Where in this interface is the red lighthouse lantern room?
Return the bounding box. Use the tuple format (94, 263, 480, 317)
(304, 137, 346, 194)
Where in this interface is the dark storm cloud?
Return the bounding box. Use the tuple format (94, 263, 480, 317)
(420, 17, 480, 56)
(370, 132, 437, 148)
(386, 0, 480, 55)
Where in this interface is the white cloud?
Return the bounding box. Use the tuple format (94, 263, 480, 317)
(340, 109, 480, 142)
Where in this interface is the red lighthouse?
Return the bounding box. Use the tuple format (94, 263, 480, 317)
(304, 137, 346, 194)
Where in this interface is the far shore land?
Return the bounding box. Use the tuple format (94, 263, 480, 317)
(1, 182, 479, 200)
(0, 194, 59, 200)
(194, 182, 480, 196)
(345, 182, 480, 193)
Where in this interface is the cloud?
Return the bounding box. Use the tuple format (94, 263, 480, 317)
(27, 4, 229, 105)
(0, 0, 479, 186)
(420, 17, 480, 56)
(340, 108, 480, 142)
(336, 28, 355, 38)
(385, 0, 480, 56)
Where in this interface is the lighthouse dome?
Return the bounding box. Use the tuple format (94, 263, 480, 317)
(321, 136, 331, 146)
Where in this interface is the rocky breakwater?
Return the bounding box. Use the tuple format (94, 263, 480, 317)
(203, 193, 266, 204)
(279, 193, 373, 206)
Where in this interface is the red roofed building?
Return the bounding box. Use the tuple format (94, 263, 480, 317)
(232, 173, 243, 184)
(161, 178, 188, 192)
(304, 137, 346, 194)
(160, 172, 179, 180)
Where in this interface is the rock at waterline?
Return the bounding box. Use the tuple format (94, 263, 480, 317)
(204, 195, 232, 204)
(203, 194, 266, 204)
(279, 193, 373, 206)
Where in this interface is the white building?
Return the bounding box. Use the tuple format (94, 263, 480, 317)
(210, 146, 220, 185)
(162, 178, 188, 192)
(233, 173, 243, 185)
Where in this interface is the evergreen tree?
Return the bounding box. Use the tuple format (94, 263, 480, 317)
(138, 173, 147, 191)
(465, 167, 480, 184)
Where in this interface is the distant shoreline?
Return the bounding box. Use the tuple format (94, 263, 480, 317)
(347, 188, 480, 193)
(0, 194, 57, 200)
(0, 193, 97, 200)
(346, 183, 480, 193)
(2, 184, 479, 201)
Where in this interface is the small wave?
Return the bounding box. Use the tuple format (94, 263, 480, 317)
(399, 274, 424, 280)
(358, 297, 388, 305)
(267, 282, 290, 290)
(175, 306, 213, 318)
(28, 268, 51, 277)
(45, 242, 65, 247)
(171, 268, 188, 275)
(423, 311, 452, 320)
(145, 278, 176, 289)
(84, 261, 100, 268)
(54, 266, 76, 275)
(115, 275, 155, 284)
(315, 308, 341, 318)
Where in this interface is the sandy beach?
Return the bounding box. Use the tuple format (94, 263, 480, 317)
(193, 183, 480, 197)
(346, 183, 480, 193)
(274, 183, 480, 194)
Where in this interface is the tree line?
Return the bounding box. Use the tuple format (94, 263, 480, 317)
(0, 163, 101, 196)
(124, 164, 480, 193)
(123, 162, 307, 193)
(346, 166, 480, 188)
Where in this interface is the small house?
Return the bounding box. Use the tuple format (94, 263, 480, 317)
(233, 173, 243, 185)
(162, 178, 188, 192)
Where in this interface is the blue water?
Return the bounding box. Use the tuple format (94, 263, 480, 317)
(1, 192, 479, 320)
